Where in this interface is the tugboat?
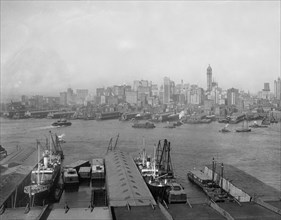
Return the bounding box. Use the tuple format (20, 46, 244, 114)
(219, 124, 230, 133)
(52, 119, 72, 127)
(132, 121, 155, 128)
(24, 132, 63, 203)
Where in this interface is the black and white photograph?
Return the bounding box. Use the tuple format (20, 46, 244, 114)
(0, 0, 280, 219)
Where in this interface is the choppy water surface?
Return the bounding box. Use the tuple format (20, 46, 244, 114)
(1, 118, 280, 196)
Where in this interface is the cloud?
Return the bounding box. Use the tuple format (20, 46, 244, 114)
(1, 1, 280, 98)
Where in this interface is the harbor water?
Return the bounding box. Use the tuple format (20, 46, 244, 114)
(1, 118, 280, 203)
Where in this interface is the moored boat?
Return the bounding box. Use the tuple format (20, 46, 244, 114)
(164, 181, 187, 204)
(136, 139, 175, 201)
(91, 158, 105, 180)
(63, 168, 79, 185)
(24, 132, 63, 202)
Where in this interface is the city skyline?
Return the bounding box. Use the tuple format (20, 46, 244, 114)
(1, 1, 280, 99)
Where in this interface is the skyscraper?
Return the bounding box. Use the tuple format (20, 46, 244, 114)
(207, 65, 212, 91)
(227, 88, 239, 106)
(163, 77, 170, 104)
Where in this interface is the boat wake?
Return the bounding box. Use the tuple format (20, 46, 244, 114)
(29, 126, 56, 131)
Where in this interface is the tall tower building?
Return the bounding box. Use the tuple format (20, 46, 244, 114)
(207, 65, 212, 91)
(163, 77, 170, 104)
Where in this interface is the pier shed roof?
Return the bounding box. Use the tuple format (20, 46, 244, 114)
(0, 165, 33, 206)
(105, 150, 156, 207)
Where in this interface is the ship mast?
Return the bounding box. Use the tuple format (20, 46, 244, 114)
(142, 137, 145, 166)
(37, 140, 40, 185)
(153, 144, 156, 179)
(49, 131, 53, 157)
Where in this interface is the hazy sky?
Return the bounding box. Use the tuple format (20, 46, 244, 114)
(1, 1, 280, 98)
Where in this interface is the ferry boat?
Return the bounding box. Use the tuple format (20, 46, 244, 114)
(52, 119, 72, 127)
(132, 121, 155, 128)
(63, 168, 79, 185)
(24, 132, 63, 199)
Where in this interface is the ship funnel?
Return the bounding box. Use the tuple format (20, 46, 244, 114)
(44, 156, 48, 168)
(146, 161, 150, 168)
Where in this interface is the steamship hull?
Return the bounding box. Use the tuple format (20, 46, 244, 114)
(24, 164, 61, 204)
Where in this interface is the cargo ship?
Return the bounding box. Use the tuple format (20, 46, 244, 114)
(135, 139, 183, 202)
(24, 132, 63, 202)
